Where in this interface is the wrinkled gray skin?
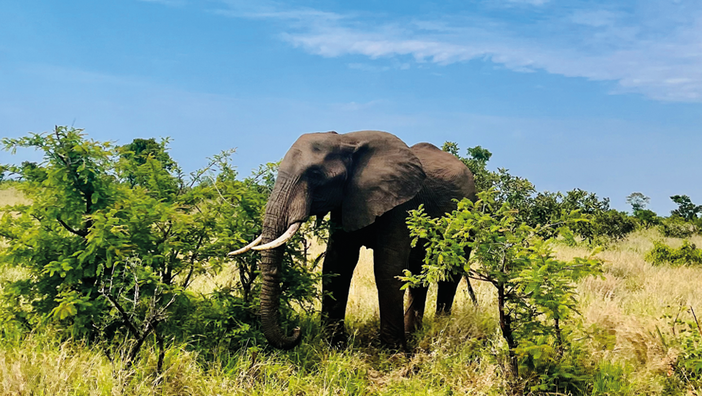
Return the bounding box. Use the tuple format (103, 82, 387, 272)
(258, 130, 476, 349)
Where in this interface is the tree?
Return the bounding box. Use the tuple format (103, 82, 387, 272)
(671, 195, 702, 221)
(405, 190, 601, 392)
(442, 142, 535, 215)
(626, 192, 650, 212)
(442, 142, 495, 193)
(0, 126, 321, 369)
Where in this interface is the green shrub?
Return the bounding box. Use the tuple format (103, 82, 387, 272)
(695, 217, 702, 235)
(665, 312, 702, 393)
(592, 209, 637, 241)
(405, 189, 602, 392)
(659, 217, 696, 238)
(524, 190, 636, 244)
(0, 126, 322, 368)
(645, 240, 702, 266)
(633, 209, 660, 228)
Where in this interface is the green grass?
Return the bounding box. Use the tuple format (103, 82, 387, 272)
(0, 313, 506, 395)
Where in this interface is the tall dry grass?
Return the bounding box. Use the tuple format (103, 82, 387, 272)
(558, 230, 702, 393)
(0, 186, 28, 206)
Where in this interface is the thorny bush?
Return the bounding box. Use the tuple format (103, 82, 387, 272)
(0, 127, 324, 369)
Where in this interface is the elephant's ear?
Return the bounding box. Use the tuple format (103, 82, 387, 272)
(340, 131, 426, 232)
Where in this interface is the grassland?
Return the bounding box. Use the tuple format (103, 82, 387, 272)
(1, 186, 701, 395)
(0, 186, 28, 206)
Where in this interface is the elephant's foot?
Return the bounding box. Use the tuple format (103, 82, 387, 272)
(325, 320, 349, 349)
(379, 329, 407, 352)
(380, 338, 407, 353)
(405, 285, 428, 336)
(404, 309, 423, 335)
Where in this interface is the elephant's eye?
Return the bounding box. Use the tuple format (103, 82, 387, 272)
(307, 168, 324, 180)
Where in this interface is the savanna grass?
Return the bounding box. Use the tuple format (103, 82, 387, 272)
(2, 186, 702, 395)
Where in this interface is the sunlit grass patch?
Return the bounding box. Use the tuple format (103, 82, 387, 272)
(2, 222, 702, 394)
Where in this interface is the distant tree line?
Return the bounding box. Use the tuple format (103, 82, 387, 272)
(442, 142, 702, 243)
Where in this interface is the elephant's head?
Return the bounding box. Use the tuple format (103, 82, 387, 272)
(232, 130, 426, 349)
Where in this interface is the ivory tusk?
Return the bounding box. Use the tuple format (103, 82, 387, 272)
(252, 223, 301, 251)
(228, 235, 263, 256)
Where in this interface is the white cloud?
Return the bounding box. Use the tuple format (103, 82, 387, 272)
(283, 30, 490, 64)
(215, 1, 702, 103)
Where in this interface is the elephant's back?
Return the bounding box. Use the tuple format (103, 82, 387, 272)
(410, 143, 476, 217)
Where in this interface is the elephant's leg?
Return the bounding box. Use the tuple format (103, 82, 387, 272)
(405, 245, 428, 334)
(437, 275, 479, 311)
(436, 276, 461, 315)
(436, 245, 476, 314)
(374, 245, 410, 350)
(322, 230, 361, 344)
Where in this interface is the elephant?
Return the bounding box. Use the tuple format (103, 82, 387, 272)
(231, 130, 476, 350)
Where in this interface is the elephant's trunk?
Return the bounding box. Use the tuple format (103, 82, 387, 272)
(258, 176, 307, 349)
(259, 247, 302, 349)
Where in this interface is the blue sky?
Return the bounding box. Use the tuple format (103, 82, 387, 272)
(1, 0, 700, 214)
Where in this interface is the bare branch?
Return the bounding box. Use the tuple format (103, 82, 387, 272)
(56, 217, 88, 237)
(691, 306, 702, 336)
(100, 290, 141, 338)
(211, 177, 237, 208)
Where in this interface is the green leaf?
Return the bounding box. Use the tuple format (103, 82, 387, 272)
(51, 301, 78, 320)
